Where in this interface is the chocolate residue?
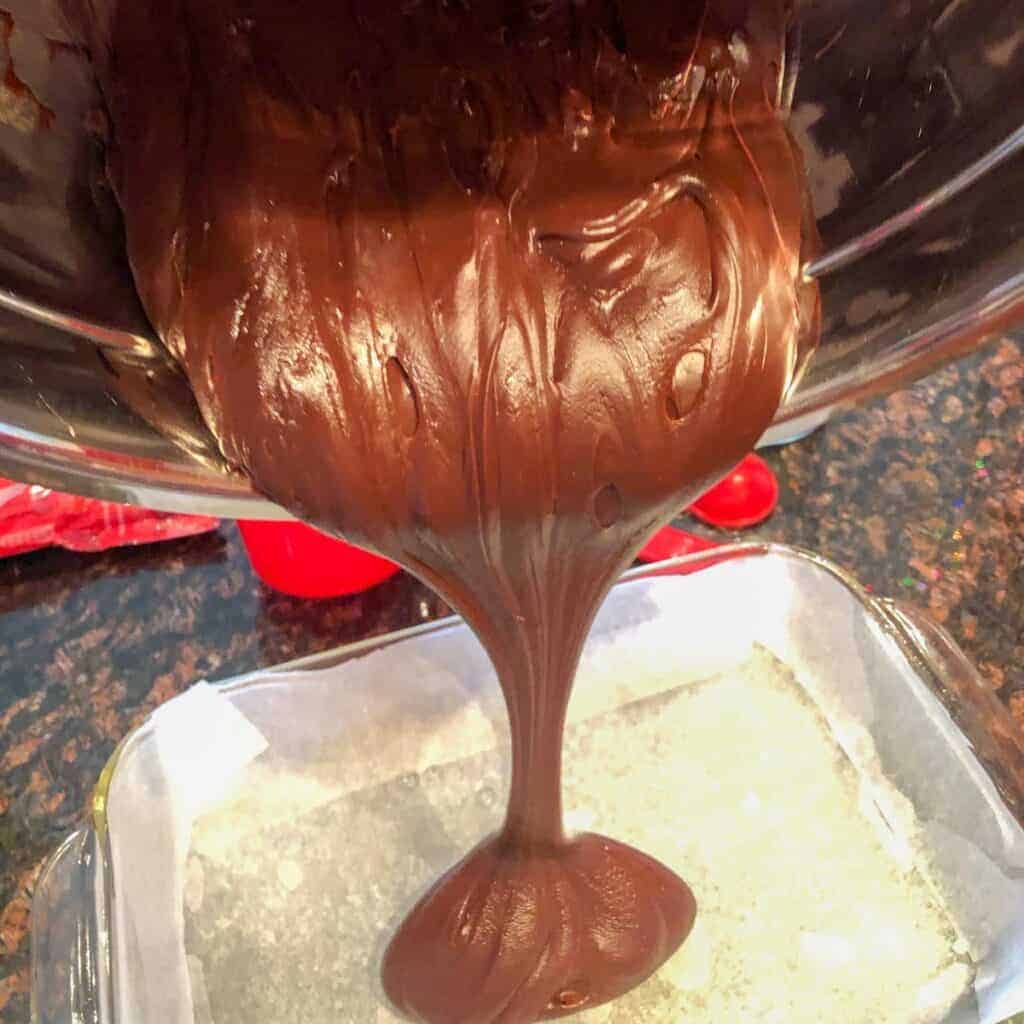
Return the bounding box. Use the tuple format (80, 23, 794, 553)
(1, 8, 55, 132)
(67, 1, 819, 1019)
(0, 9, 57, 132)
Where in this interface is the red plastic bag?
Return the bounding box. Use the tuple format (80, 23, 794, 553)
(0, 478, 218, 558)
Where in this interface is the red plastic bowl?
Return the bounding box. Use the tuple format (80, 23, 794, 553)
(689, 453, 779, 530)
(637, 525, 718, 564)
(238, 520, 400, 598)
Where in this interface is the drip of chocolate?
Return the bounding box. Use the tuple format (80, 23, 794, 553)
(67, 1, 819, 1019)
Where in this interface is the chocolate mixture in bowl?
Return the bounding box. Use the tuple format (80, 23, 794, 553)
(65, 1, 819, 1019)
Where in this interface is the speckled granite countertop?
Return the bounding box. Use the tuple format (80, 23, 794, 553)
(0, 337, 1021, 1020)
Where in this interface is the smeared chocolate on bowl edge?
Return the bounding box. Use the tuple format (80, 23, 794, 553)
(66, 1, 820, 1019)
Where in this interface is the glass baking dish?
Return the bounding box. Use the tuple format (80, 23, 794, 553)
(30, 544, 1024, 1024)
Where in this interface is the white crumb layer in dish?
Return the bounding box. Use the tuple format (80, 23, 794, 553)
(186, 646, 972, 1023)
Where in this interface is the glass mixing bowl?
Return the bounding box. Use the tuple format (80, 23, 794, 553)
(0, 0, 1021, 516)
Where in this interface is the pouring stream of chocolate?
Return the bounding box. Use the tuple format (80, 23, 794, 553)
(66, 1, 819, 1019)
